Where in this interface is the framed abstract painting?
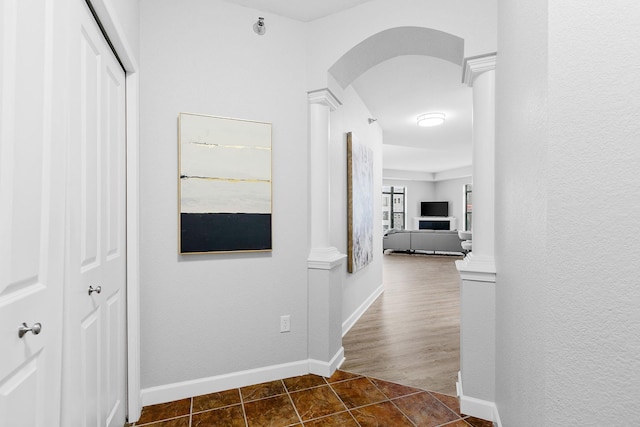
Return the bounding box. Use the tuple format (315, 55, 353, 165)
(347, 132, 374, 273)
(178, 112, 272, 254)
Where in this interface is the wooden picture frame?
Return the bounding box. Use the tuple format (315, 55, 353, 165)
(178, 112, 272, 254)
(347, 132, 374, 272)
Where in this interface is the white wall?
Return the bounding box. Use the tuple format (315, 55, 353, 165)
(103, 0, 140, 59)
(329, 86, 384, 330)
(139, 0, 308, 389)
(496, 1, 640, 424)
(495, 1, 547, 423)
(435, 177, 471, 229)
(88, 0, 140, 72)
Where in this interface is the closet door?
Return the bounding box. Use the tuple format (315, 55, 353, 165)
(62, 0, 127, 425)
(0, 1, 66, 426)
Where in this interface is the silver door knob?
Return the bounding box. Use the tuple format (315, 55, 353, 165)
(18, 322, 42, 338)
(88, 285, 102, 295)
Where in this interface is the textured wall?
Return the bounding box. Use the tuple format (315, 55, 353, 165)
(495, 1, 549, 423)
(496, 1, 640, 424)
(545, 1, 640, 422)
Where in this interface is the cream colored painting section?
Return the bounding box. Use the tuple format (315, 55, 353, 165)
(179, 113, 272, 214)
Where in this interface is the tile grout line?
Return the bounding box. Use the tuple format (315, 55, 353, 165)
(238, 386, 249, 427)
(282, 378, 305, 426)
(365, 375, 419, 427)
(324, 376, 363, 426)
(324, 376, 365, 427)
(134, 414, 188, 427)
(425, 391, 463, 423)
(367, 374, 466, 426)
(387, 397, 419, 427)
(437, 419, 472, 427)
(426, 390, 464, 421)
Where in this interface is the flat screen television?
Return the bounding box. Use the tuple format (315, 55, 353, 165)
(420, 201, 449, 217)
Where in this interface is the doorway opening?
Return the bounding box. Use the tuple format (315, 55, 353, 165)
(329, 26, 470, 396)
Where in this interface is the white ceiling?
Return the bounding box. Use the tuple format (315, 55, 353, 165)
(222, 1, 473, 177)
(220, 0, 375, 22)
(352, 55, 472, 174)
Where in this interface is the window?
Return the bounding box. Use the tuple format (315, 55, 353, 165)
(464, 184, 472, 231)
(382, 186, 406, 231)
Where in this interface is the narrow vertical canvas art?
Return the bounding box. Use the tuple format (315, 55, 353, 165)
(347, 132, 374, 273)
(179, 113, 272, 253)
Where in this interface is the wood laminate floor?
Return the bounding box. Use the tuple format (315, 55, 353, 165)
(342, 252, 463, 396)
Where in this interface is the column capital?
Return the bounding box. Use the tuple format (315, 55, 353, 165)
(462, 53, 497, 87)
(308, 88, 342, 111)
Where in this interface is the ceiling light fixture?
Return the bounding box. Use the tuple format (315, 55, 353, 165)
(417, 112, 445, 127)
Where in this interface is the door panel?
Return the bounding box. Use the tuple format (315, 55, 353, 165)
(79, 25, 101, 271)
(2, 0, 127, 425)
(63, 0, 127, 426)
(80, 310, 100, 427)
(0, 356, 39, 427)
(0, 0, 65, 425)
(105, 291, 122, 424)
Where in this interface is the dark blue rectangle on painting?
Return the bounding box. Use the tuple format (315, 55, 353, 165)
(181, 213, 272, 253)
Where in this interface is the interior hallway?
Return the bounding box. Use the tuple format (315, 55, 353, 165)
(342, 252, 463, 396)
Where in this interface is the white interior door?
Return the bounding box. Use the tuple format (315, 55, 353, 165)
(0, 1, 66, 426)
(62, 0, 127, 425)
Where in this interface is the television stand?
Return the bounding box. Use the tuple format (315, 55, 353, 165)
(413, 216, 457, 230)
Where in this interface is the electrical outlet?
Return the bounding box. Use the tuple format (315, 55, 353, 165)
(280, 315, 291, 333)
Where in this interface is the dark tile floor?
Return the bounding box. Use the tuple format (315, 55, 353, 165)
(128, 370, 493, 427)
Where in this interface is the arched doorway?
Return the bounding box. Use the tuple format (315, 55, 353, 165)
(328, 26, 469, 395)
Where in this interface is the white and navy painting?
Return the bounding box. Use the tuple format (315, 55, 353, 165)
(347, 132, 374, 273)
(179, 113, 272, 253)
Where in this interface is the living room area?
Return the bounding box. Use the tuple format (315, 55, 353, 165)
(382, 177, 472, 256)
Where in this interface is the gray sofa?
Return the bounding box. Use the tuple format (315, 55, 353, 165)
(383, 229, 464, 254)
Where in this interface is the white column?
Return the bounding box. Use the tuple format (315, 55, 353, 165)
(306, 89, 346, 377)
(455, 53, 498, 422)
(307, 89, 344, 264)
(458, 53, 497, 272)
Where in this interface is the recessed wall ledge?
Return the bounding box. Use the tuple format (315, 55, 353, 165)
(308, 247, 346, 270)
(456, 253, 496, 282)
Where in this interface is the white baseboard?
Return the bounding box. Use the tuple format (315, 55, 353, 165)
(141, 360, 309, 407)
(308, 347, 345, 378)
(457, 372, 501, 426)
(342, 284, 384, 336)
(140, 349, 348, 411)
(493, 405, 503, 427)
